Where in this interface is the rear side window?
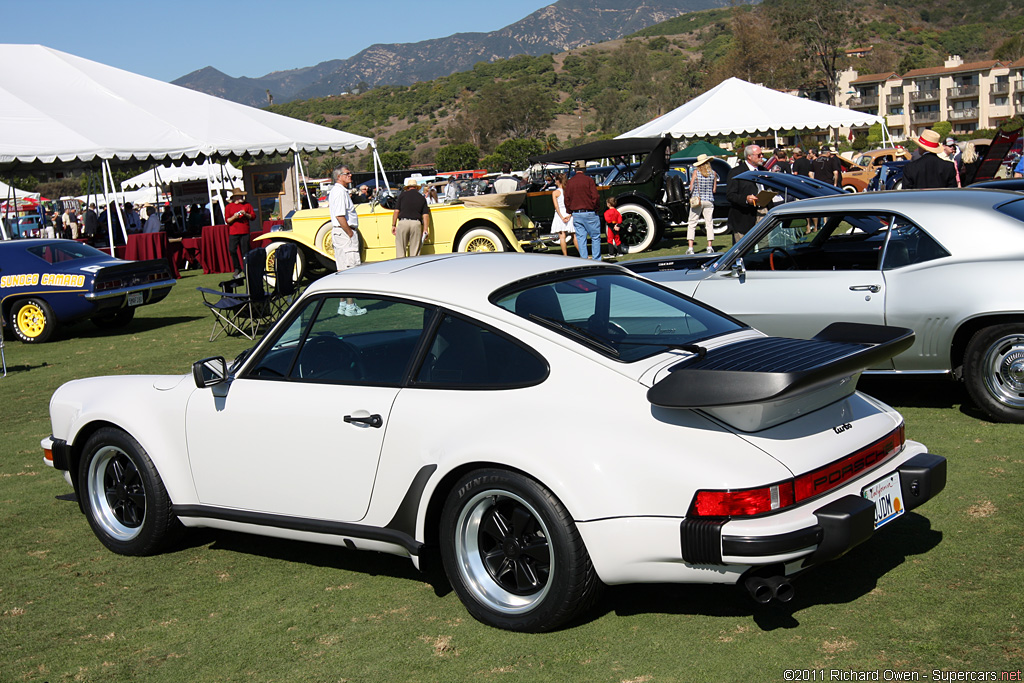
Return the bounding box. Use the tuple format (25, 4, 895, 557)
(996, 198, 1024, 223)
(414, 314, 547, 388)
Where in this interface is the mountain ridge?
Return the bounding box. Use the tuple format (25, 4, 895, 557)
(171, 0, 730, 107)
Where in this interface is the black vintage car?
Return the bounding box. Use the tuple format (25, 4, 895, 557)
(525, 137, 687, 253)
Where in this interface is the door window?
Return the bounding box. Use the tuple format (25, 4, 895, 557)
(244, 296, 431, 385)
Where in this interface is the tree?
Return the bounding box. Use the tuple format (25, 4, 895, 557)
(772, 0, 855, 105)
(487, 138, 545, 171)
(379, 151, 411, 170)
(435, 143, 480, 172)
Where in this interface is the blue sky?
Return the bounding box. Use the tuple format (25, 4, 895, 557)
(10, 0, 554, 82)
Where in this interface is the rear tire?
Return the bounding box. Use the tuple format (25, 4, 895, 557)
(457, 227, 506, 253)
(12, 297, 56, 343)
(963, 324, 1024, 423)
(618, 204, 658, 254)
(79, 427, 181, 555)
(440, 468, 601, 632)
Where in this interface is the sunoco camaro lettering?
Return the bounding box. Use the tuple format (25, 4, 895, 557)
(1, 239, 175, 343)
(42, 253, 944, 631)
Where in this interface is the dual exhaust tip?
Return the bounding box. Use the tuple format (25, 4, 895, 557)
(744, 575, 795, 604)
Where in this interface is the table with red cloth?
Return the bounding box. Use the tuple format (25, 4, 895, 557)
(195, 224, 274, 274)
(125, 232, 180, 279)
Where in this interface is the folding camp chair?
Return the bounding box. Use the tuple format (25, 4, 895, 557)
(197, 247, 270, 341)
(267, 242, 298, 317)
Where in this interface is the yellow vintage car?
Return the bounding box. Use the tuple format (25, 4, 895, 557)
(254, 194, 539, 281)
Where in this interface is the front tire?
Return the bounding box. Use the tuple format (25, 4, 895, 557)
(440, 469, 601, 632)
(963, 324, 1024, 423)
(264, 241, 306, 287)
(78, 427, 181, 555)
(12, 297, 56, 343)
(618, 203, 658, 253)
(457, 226, 506, 253)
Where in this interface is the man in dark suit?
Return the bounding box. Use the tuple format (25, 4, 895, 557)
(726, 144, 763, 244)
(903, 129, 957, 189)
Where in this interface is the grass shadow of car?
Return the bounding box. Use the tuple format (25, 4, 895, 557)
(600, 513, 941, 631)
(65, 315, 207, 340)
(144, 511, 939, 632)
(169, 526, 452, 597)
(856, 375, 993, 422)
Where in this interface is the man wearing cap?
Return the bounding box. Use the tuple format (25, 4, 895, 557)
(225, 188, 255, 278)
(563, 161, 602, 259)
(813, 146, 840, 186)
(391, 180, 431, 258)
(792, 147, 812, 177)
(903, 129, 957, 189)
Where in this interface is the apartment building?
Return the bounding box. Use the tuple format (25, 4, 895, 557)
(840, 55, 1024, 141)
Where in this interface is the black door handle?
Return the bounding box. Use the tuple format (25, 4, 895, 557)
(344, 414, 383, 428)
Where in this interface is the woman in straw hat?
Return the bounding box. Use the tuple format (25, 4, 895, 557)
(686, 154, 718, 254)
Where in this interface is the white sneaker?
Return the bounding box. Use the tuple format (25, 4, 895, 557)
(345, 303, 367, 317)
(685, 247, 694, 255)
(338, 301, 348, 315)
(706, 246, 715, 253)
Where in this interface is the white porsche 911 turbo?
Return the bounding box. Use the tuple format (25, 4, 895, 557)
(42, 253, 945, 632)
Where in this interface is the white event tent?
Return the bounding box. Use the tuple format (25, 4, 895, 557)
(0, 44, 377, 247)
(617, 77, 888, 145)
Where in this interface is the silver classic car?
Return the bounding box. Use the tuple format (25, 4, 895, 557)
(628, 181, 1024, 423)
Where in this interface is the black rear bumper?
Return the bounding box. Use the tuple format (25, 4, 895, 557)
(680, 452, 946, 565)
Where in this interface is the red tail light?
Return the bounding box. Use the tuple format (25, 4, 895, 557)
(689, 424, 905, 519)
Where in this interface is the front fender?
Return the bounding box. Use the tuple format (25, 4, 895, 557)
(48, 375, 200, 505)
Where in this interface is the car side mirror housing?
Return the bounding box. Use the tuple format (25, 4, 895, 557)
(192, 356, 227, 388)
(730, 258, 746, 276)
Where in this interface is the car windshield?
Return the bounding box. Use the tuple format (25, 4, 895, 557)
(25, 241, 107, 264)
(492, 272, 744, 361)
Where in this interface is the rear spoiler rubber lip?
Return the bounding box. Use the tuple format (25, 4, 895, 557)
(646, 322, 915, 408)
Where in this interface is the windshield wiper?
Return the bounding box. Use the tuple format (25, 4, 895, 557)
(528, 314, 620, 357)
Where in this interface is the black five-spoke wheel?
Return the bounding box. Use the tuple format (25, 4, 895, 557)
(440, 469, 601, 632)
(79, 427, 181, 555)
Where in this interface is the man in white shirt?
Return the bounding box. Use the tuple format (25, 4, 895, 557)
(328, 165, 366, 316)
(493, 163, 521, 194)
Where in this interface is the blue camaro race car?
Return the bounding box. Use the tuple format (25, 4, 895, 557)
(0, 239, 176, 343)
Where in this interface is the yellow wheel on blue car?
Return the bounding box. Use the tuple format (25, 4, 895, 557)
(13, 297, 56, 343)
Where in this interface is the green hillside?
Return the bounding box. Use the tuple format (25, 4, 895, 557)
(270, 0, 1024, 175)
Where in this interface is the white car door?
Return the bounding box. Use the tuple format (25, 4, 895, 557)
(184, 294, 430, 522)
(693, 212, 890, 365)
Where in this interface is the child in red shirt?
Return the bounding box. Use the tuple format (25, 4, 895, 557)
(604, 197, 623, 256)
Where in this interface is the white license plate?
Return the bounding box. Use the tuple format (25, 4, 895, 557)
(126, 291, 144, 307)
(862, 472, 904, 529)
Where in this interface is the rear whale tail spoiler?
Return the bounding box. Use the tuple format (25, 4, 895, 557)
(647, 322, 915, 409)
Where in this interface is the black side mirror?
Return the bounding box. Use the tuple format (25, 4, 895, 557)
(192, 356, 227, 388)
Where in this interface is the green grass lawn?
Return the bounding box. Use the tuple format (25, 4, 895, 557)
(1, 264, 1021, 682)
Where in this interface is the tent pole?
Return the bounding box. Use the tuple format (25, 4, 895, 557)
(1, 183, 10, 240)
(103, 160, 130, 246)
(100, 161, 116, 255)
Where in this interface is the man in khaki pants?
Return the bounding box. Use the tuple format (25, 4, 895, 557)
(392, 181, 431, 258)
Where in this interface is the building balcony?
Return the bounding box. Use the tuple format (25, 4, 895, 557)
(910, 89, 939, 102)
(910, 111, 941, 124)
(991, 82, 1010, 95)
(1016, 102, 1024, 115)
(947, 85, 979, 99)
(947, 107, 979, 121)
(886, 93, 904, 105)
(1014, 80, 1024, 93)
(848, 95, 879, 108)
